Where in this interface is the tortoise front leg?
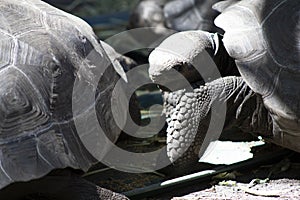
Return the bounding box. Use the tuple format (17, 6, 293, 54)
(164, 76, 271, 173)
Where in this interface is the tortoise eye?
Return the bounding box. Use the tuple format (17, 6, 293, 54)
(173, 65, 182, 72)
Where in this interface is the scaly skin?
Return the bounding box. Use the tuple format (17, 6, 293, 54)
(165, 76, 272, 172)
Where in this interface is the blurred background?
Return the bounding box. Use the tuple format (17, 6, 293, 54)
(44, 0, 139, 39)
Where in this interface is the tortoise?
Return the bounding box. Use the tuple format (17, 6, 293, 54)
(148, 0, 300, 170)
(0, 0, 130, 199)
(163, 0, 224, 33)
(129, 0, 225, 34)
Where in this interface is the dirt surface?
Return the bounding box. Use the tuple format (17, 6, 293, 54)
(164, 149, 300, 200)
(172, 179, 300, 200)
(84, 139, 300, 200)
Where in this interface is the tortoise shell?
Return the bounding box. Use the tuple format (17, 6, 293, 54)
(215, 0, 300, 152)
(0, 0, 124, 189)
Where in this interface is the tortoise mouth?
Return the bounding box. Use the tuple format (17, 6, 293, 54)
(152, 70, 206, 93)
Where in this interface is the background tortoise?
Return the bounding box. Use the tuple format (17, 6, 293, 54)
(129, 0, 225, 33)
(0, 0, 130, 199)
(163, 0, 223, 33)
(149, 0, 300, 169)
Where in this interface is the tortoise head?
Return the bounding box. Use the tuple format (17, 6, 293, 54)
(129, 0, 167, 34)
(148, 29, 239, 91)
(149, 30, 221, 91)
